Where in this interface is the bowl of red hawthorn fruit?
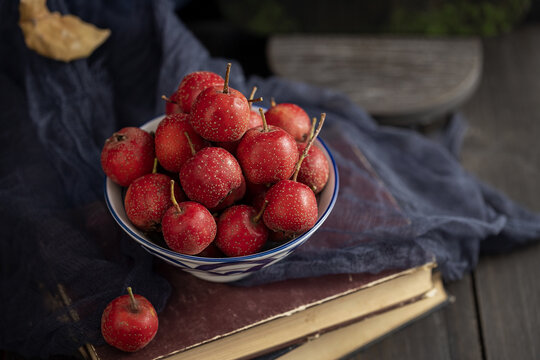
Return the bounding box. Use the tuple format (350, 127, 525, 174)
(102, 64, 338, 282)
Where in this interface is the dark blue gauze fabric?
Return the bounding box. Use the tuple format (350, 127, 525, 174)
(2, 0, 540, 357)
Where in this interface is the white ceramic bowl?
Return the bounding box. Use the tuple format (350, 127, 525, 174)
(104, 115, 339, 282)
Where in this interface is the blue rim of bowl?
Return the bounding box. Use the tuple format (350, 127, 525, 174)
(103, 137, 339, 263)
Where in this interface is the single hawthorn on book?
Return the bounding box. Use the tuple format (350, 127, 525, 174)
(92, 261, 436, 360)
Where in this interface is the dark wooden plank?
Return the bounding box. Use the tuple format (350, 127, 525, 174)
(461, 28, 540, 211)
(473, 245, 540, 360)
(347, 274, 483, 360)
(267, 35, 482, 124)
(460, 25, 540, 360)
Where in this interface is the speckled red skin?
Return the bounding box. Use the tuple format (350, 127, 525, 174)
(162, 201, 217, 254)
(155, 113, 207, 172)
(101, 293, 158, 352)
(234, 174, 247, 201)
(213, 112, 261, 155)
(101, 127, 155, 187)
(296, 143, 330, 194)
(209, 173, 246, 212)
(124, 173, 184, 232)
(165, 90, 183, 115)
(177, 71, 224, 113)
(179, 147, 243, 209)
(236, 125, 299, 185)
(263, 180, 318, 234)
(190, 86, 250, 142)
(264, 103, 312, 142)
(216, 205, 269, 257)
(248, 109, 263, 129)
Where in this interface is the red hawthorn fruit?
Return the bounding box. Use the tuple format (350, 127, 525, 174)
(236, 122, 299, 185)
(263, 180, 318, 235)
(264, 103, 312, 142)
(179, 146, 243, 209)
(155, 113, 206, 173)
(216, 204, 269, 257)
(101, 287, 159, 352)
(296, 142, 329, 194)
(101, 127, 155, 187)
(162, 200, 217, 255)
(124, 172, 184, 232)
(176, 71, 224, 113)
(189, 63, 250, 142)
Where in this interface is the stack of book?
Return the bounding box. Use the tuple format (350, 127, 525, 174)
(91, 261, 447, 360)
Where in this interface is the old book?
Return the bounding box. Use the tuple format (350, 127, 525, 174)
(275, 272, 448, 359)
(92, 262, 435, 360)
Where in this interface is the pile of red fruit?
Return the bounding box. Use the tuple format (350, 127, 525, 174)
(101, 63, 330, 258)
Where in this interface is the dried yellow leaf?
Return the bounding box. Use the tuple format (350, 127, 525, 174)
(18, 0, 111, 62)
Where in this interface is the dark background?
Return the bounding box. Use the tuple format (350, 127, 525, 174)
(175, 0, 540, 79)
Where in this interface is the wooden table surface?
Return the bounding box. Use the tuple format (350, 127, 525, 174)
(348, 26, 540, 360)
(270, 25, 540, 360)
(268, 35, 482, 125)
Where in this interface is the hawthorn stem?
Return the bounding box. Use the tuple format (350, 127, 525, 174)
(259, 108, 268, 132)
(270, 97, 276, 107)
(170, 180, 181, 213)
(126, 287, 139, 312)
(223, 63, 232, 94)
(184, 131, 196, 156)
(249, 86, 258, 109)
(252, 200, 268, 224)
(247, 97, 263, 103)
(292, 113, 326, 182)
(309, 117, 317, 141)
(152, 158, 158, 174)
(161, 95, 176, 104)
